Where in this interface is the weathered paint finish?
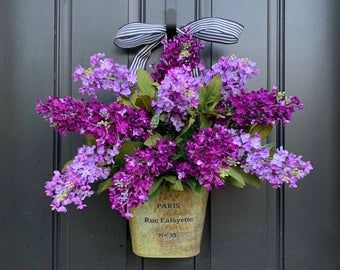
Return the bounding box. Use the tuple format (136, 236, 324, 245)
(0, 0, 339, 269)
(0, 1, 54, 269)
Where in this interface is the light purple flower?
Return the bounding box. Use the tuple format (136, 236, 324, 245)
(45, 145, 117, 212)
(205, 56, 259, 96)
(72, 53, 136, 98)
(228, 129, 313, 188)
(153, 67, 202, 131)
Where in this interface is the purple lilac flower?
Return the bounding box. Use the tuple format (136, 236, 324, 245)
(36, 96, 92, 136)
(225, 86, 304, 129)
(241, 146, 313, 188)
(153, 68, 203, 131)
(183, 126, 312, 190)
(226, 128, 265, 159)
(45, 145, 117, 212)
(36, 96, 151, 146)
(72, 53, 136, 97)
(269, 147, 313, 188)
(227, 128, 313, 188)
(176, 162, 197, 180)
(109, 139, 176, 218)
(205, 56, 259, 96)
(185, 126, 238, 190)
(151, 29, 205, 83)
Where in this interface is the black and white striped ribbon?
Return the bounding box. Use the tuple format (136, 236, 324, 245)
(114, 17, 244, 73)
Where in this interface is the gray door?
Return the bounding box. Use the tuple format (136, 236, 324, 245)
(1, 0, 339, 269)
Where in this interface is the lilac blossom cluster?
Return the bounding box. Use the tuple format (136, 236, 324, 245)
(264, 147, 313, 188)
(73, 53, 136, 97)
(176, 162, 197, 181)
(36, 96, 151, 146)
(185, 126, 238, 190)
(151, 29, 205, 83)
(228, 128, 313, 188)
(180, 126, 312, 191)
(205, 56, 259, 96)
(153, 68, 203, 131)
(37, 38, 313, 219)
(109, 139, 176, 218)
(226, 87, 304, 128)
(45, 145, 117, 212)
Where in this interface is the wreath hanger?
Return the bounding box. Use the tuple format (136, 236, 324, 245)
(165, 8, 177, 40)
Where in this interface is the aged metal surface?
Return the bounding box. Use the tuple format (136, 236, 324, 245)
(130, 187, 209, 258)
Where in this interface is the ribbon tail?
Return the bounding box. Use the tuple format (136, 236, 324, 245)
(130, 27, 183, 73)
(130, 38, 163, 73)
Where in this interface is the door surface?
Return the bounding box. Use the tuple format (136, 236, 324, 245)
(0, 0, 339, 269)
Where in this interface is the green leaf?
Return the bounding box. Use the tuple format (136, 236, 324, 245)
(151, 113, 161, 129)
(249, 124, 273, 139)
(96, 178, 112, 194)
(61, 159, 73, 173)
(159, 175, 184, 191)
(162, 175, 177, 184)
(199, 114, 211, 129)
(172, 180, 184, 191)
(152, 82, 160, 88)
(209, 100, 220, 111)
(148, 178, 164, 199)
(187, 178, 197, 192)
(244, 173, 261, 189)
(173, 142, 187, 161)
(187, 109, 196, 116)
(86, 135, 96, 146)
(226, 176, 246, 189)
(264, 143, 276, 157)
(144, 133, 162, 147)
(176, 116, 196, 143)
(220, 167, 246, 187)
(263, 142, 275, 148)
(195, 184, 203, 193)
(198, 87, 207, 111)
(129, 91, 138, 104)
(119, 95, 133, 106)
(135, 95, 152, 112)
(234, 167, 261, 189)
(119, 98, 132, 106)
(118, 92, 138, 108)
(198, 76, 221, 113)
(115, 140, 142, 166)
(136, 69, 156, 99)
(171, 154, 182, 160)
(205, 75, 222, 104)
(187, 178, 203, 193)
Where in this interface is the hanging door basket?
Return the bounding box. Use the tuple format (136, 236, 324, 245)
(129, 186, 209, 258)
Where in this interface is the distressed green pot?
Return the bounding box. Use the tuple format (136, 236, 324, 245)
(129, 186, 209, 258)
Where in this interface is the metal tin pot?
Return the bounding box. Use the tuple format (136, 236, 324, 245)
(129, 186, 209, 258)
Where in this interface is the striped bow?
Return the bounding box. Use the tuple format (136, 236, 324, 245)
(114, 17, 244, 73)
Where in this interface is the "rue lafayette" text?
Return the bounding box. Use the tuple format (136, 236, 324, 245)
(144, 217, 194, 224)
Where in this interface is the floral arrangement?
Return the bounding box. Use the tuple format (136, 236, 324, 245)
(37, 31, 312, 218)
